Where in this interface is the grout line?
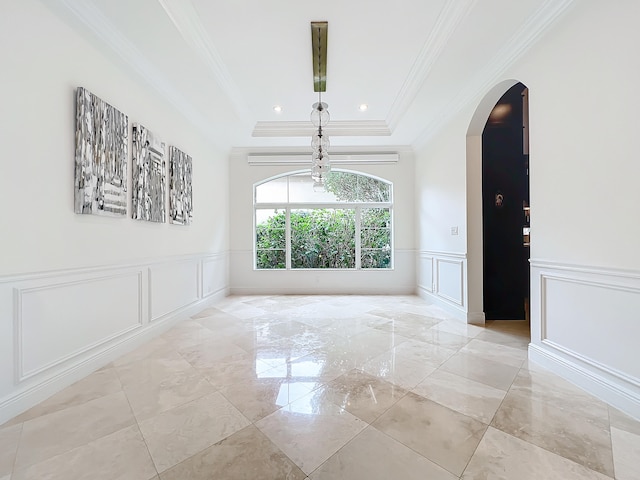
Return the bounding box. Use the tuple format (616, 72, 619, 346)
(486, 363, 616, 478)
(305, 424, 373, 477)
(8, 421, 24, 479)
(606, 406, 617, 480)
(458, 361, 523, 477)
(369, 421, 463, 478)
(119, 383, 159, 479)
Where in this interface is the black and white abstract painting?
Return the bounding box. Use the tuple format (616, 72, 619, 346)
(132, 124, 166, 223)
(74, 87, 128, 216)
(169, 146, 193, 225)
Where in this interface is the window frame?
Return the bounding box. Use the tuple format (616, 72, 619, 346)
(253, 169, 394, 271)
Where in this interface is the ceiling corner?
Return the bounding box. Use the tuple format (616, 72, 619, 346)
(385, 0, 477, 130)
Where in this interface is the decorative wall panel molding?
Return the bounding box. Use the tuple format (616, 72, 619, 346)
(149, 259, 200, 322)
(417, 250, 466, 320)
(418, 250, 466, 259)
(418, 252, 434, 293)
(14, 271, 144, 383)
(202, 254, 226, 298)
(435, 257, 464, 306)
(531, 259, 640, 280)
(530, 259, 640, 420)
(0, 252, 227, 425)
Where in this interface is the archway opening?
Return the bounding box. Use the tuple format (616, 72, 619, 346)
(466, 79, 530, 327)
(482, 83, 529, 320)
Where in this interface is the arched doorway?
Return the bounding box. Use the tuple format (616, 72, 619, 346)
(482, 83, 529, 320)
(466, 80, 530, 324)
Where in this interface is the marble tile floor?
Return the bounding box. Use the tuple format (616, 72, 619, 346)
(1, 295, 639, 479)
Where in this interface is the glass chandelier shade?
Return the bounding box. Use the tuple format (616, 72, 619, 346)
(310, 102, 330, 127)
(311, 130, 330, 151)
(312, 150, 330, 163)
(311, 161, 331, 183)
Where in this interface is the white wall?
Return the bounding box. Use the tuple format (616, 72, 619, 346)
(0, 0, 229, 423)
(415, 117, 470, 320)
(415, 1, 640, 417)
(228, 148, 416, 294)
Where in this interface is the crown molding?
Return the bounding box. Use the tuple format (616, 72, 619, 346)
(386, 0, 477, 130)
(247, 152, 399, 166)
(50, 0, 216, 140)
(252, 120, 391, 137)
(231, 145, 414, 157)
(156, 0, 253, 125)
(413, 0, 577, 149)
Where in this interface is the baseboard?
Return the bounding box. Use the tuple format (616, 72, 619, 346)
(529, 343, 640, 421)
(417, 285, 467, 322)
(0, 288, 226, 425)
(228, 286, 416, 296)
(466, 311, 486, 325)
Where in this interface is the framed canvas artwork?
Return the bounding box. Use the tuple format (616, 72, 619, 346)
(74, 87, 128, 216)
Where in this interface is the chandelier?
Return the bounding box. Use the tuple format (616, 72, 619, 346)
(310, 22, 330, 190)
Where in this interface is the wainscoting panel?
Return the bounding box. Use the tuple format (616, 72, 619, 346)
(530, 260, 640, 420)
(417, 253, 433, 293)
(0, 252, 227, 425)
(149, 259, 200, 321)
(436, 258, 464, 306)
(202, 254, 226, 298)
(417, 250, 467, 321)
(16, 270, 143, 383)
(541, 274, 640, 380)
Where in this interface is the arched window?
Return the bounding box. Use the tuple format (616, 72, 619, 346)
(254, 170, 393, 270)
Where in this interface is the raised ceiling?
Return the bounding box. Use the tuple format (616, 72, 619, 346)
(47, 0, 575, 151)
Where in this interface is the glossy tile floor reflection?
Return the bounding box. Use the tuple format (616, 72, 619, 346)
(2, 295, 639, 479)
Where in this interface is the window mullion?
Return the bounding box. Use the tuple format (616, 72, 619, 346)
(253, 207, 257, 269)
(355, 206, 361, 270)
(285, 208, 291, 269)
(388, 207, 393, 269)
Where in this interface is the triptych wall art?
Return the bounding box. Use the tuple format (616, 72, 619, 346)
(74, 87, 128, 216)
(169, 146, 193, 225)
(74, 87, 193, 224)
(132, 124, 166, 223)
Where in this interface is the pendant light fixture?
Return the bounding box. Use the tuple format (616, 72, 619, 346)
(310, 22, 330, 190)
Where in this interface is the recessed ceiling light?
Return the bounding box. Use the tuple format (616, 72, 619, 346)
(358, 104, 368, 111)
(273, 105, 283, 113)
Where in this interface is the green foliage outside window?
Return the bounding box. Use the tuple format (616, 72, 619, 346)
(256, 209, 285, 269)
(291, 209, 356, 268)
(256, 208, 391, 269)
(324, 172, 390, 202)
(361, 208, 391, 268)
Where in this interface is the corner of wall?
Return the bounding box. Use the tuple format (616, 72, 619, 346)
(529, 260, 640, 421)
